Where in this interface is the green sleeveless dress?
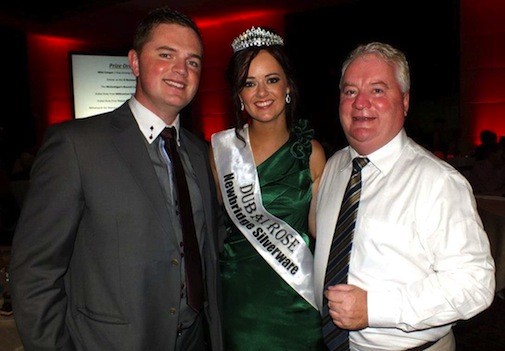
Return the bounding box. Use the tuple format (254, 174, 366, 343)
(220, 121, 324, 350)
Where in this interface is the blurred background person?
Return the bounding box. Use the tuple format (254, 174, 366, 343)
(474, 129, 498, 161)
(468, 142, 505, 196)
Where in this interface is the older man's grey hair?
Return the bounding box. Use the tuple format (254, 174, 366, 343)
(339, 42, 410, 94)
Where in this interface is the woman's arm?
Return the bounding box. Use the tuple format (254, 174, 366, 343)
(308, 139, 326, 238)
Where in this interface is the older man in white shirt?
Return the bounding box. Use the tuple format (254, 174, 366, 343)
(314, 42, 495, 351)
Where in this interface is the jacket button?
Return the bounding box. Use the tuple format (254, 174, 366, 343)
(169, 307, 177, 315)
(171, 259, 179, 266)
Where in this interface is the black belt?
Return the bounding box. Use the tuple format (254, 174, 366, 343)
(404, 339, 437, 351)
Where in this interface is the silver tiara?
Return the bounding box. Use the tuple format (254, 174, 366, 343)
(231, 26, 284, 53)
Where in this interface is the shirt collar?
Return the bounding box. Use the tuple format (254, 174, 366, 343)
(348, 129, 407, 175)
(128, 97, 181, 145)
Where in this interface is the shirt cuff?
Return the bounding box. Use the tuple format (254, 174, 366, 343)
(367, 288, 402, 327)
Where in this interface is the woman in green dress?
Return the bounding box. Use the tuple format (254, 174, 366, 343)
(210, 27, 327, 350)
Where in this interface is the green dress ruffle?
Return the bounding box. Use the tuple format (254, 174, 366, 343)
(220, 120, 324, 350)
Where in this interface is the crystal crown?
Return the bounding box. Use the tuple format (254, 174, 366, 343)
(231, 26, 284, 53)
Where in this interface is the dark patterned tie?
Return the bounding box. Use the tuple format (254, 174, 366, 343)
(161, 127, 204, 312)
(322, 157, 369, 351)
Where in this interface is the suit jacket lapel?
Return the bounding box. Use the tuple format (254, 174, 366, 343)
(110, 105, 173, 237)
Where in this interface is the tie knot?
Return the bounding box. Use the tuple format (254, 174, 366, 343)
(352, 157, 369, 173)
(161, 127, 177, 141)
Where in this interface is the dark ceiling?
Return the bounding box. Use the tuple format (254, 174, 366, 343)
(0, 0, 343, 41)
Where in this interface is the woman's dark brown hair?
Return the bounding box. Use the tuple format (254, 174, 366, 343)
(226, 43, 300, 142)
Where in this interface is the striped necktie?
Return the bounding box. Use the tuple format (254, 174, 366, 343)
(322, 157, 369, 351)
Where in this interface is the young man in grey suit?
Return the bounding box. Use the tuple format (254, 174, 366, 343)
(10, 7, 224, 351)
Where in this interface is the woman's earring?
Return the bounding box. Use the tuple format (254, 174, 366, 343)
(240, 100, 244, 111)
(285, 93, 291, 104)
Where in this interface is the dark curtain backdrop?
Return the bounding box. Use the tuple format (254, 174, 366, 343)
(285, 0, 460, 157)
(1, 27, 34, 170)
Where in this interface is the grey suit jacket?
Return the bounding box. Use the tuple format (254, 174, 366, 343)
(10, 103, 224, 351)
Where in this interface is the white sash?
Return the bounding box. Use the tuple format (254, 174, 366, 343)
(211, 127, 318, 310)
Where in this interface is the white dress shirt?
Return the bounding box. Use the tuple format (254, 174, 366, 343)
(128, 97, 181, 145)
(314, 129, 495, 350)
